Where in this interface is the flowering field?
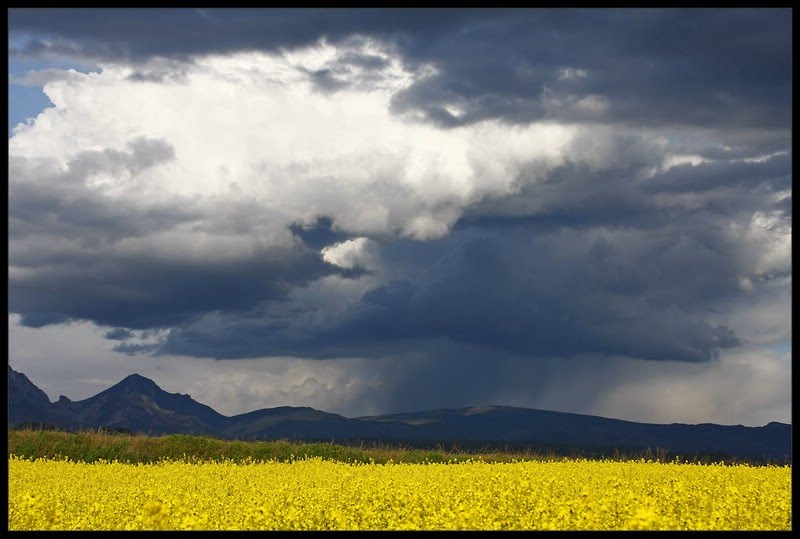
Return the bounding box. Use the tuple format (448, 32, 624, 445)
(8, 455, 791, 530)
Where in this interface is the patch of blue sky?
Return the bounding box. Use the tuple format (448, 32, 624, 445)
(766, 340, 792, 355)
(8, 41, 99, 138)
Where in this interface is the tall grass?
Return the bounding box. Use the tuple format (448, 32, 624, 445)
(6, 429, 578, 464)
(7, 428, 776, 465)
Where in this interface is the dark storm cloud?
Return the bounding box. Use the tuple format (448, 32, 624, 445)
(7, 8, 478, 66)
(145, 137, 789, 363)
(157, 216, 745, 363)
(643, 153, 790, 195)
(289, 217, 353, 251)
(7, 8, 791, 386)
(389, 9, 791, 135)
(8, 145, 360, 331)
(10, 242, 343, 330)
(458, 135, 790, 235)
(103, 327, 133, 340)
(9, 8, 791, 135)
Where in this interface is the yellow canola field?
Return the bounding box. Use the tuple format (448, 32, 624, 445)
(8, 456, 791, 531)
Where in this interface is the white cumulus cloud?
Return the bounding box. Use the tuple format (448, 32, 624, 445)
(9, 40, 578, 248)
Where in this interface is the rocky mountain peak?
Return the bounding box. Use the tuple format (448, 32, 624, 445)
(111, 373, 161, 394)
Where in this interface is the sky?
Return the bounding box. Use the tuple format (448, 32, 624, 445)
(7, 8, 792, 426)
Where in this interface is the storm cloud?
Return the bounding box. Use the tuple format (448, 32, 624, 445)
(7, 8, 791, 423)
(10, 9, 790, 136)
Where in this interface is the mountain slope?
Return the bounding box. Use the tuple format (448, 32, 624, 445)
(7, 367, 792, 461)
(7, 365, 73, 427)
(223, 406, 350, 439)
(357, 406, 792, 461)
(55, 373, 229, 435)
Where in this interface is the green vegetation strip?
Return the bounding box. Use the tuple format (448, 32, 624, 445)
(8, 429, 542, 465)
(8, 429, 770, 466)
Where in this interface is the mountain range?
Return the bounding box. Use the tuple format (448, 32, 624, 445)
(8, 366, 792, 462)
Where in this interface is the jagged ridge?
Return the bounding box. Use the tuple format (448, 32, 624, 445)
(7, 366, 791, 461)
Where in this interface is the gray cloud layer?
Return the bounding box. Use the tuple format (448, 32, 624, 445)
(8, 8, 791, 406)
(126, 141, 787, 364)
(9, 139, 360, 329)
(10, 9, 791, 137)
